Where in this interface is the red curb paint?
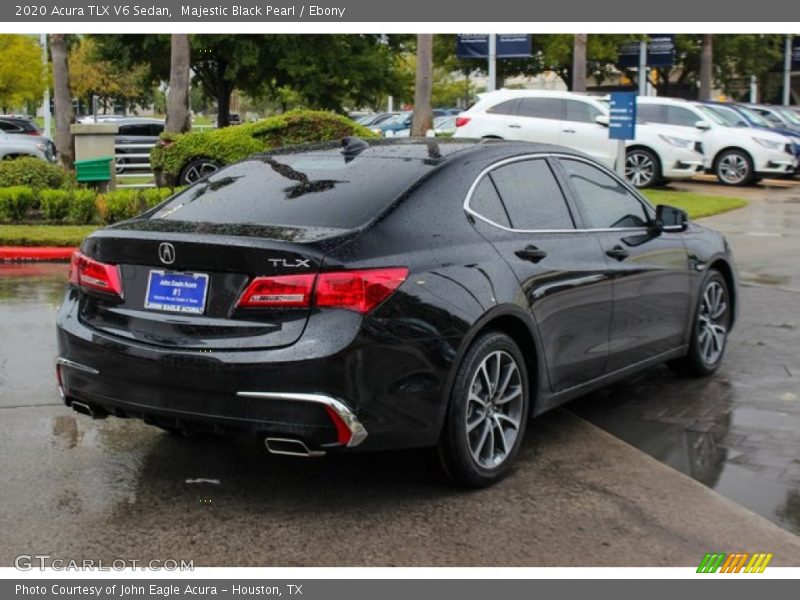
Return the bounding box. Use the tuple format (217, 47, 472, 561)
(0, 247, 76, 261)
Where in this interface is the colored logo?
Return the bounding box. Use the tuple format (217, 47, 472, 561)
(697, 552, 773, 573)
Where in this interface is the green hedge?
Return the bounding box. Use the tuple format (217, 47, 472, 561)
(151, 109, 377, 184)
(0, 185, 178, 225)
(0, 157, 70, 191)
(0, 186, 36, 221)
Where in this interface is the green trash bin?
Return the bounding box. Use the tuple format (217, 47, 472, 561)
(75, 156, 114, 183)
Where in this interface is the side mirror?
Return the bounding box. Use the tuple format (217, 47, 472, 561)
(695, 120, 712, 130)
(655, 204, 688, 233)
(595, 115, 610, 127)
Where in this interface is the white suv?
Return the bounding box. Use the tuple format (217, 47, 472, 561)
(455, 90, 705, 188)
(637, 97, 797, 186)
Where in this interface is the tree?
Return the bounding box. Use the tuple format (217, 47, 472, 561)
(49, 34, 74, 170)
(411, 35, 434, 136)
(699, 35, 714, 100)
(165, 34, 191, 133)
(69, 37, 153, 113)
(572, 34, 588, 92)
(0, 35, 47, 113)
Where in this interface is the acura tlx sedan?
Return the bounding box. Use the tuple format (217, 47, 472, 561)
(56, 138, 738, 487)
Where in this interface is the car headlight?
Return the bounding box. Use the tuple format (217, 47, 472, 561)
(658, 134, 693, 149)
(35, 143, 47, 151)
(752, 137, 783, 150)
(372, 128, 382, 135)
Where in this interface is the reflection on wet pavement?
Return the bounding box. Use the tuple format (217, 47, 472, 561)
(571, 285, 800, 535)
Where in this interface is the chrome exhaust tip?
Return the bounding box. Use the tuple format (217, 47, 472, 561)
(70, 400, 97, 419)
(264, 437, 325, 458)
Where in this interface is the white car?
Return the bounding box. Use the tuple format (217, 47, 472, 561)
(454, 90, 617, 168)
(637, 97, 797, 186)
(454, 90, 705, 188)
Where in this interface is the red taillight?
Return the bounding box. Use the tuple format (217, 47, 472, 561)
(236, 274, 316, 308)
(236, 268, 408, 314)
(315, 268, 408, 314)
(69, 251, 123, 298)
(455, 116, 471, 128)
(25, 130, 41, 136)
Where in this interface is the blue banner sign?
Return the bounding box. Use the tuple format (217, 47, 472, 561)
(609, 92, 637, 140)
(793, 37, 800, 71)
(617, 35, 675, 68)
(456, 34, 532, 59)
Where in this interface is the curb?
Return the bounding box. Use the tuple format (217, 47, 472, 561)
(0, 247, 76, 262)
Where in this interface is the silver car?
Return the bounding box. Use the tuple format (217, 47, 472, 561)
(0, 130, 56, 162)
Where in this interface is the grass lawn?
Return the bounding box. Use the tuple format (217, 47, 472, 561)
(642, 189, 748, 219)
(0, 225, 98, 247)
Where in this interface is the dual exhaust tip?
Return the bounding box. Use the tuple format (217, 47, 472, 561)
(264, 437, 325, 458)
(69, 400, 324, 458)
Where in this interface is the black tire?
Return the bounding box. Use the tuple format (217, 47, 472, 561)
(438, 331, 530, 488)
(625, 147, 662, 189)
(714, 149, 755, 186)
(179, 158, 222, 185)
(668, 271, 732, 377)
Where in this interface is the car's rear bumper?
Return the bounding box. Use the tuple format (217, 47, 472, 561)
(55, 293, 456, 453)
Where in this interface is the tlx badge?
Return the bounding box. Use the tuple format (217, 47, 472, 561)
(268, 258, 311, 268)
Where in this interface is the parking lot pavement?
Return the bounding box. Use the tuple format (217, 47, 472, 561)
(1, 261, 799, 567)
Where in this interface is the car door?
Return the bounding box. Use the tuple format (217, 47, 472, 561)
(556, 157, 692, 373)
(513, 97, 565, 146)
(466, 156, 613, 393)
(562, 98, 616, 169)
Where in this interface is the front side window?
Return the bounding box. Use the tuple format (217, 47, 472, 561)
(666, 106, 701, 128)
(564, 99, 602, 123)
(560, 159, 649, 229)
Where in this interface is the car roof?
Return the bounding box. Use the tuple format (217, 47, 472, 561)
(260, 137, 595, 167)
(114, 117, 165, 125)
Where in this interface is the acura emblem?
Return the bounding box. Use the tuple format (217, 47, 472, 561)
(158, 242, 176, 265)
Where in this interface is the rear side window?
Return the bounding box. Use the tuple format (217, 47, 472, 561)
(486, 99, 519, 116)
(487, 159, 574, 230)
(516, 98, 563, 120)
(560, 159, 649, 229)
(0, 120, 23, 133)
(150, 150, 436, 230)
(469, 177, 511, 227)
(564, 99, 602, 123)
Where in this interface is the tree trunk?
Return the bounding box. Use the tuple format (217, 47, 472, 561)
(49, 34, 74, 170)
(572, 34, 588, 93)
(699, 34, 714, 101)
(411, 34, 434, 137)
(165, 34, 191, 134)
(216, 85, 232, 128)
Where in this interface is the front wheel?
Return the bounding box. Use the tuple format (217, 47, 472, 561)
(625, 148, 662, 188)
(668, 271, 732, 377)
(438, 331, 530, 487)
(715, 150, 755, 186)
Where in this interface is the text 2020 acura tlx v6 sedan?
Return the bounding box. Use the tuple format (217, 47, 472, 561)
(56, 138, 738, 487)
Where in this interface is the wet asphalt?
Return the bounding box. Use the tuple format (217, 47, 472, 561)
(1, 181, 799, 566)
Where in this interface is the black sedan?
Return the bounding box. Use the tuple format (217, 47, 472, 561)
(56, 138, 738, 487)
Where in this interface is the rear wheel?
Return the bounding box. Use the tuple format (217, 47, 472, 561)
(438, 331, 530, 487)
(625, 148, 662, 188)
(668, 271, 731, 377)
(179, 158, 222, 185)
(715, 149, 755, 186)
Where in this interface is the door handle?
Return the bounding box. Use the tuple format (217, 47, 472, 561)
(515, 245, 548, 263)
(508, 124, 521, 129)
(563, 128, 576, 134)
(606, 245, 630, 261)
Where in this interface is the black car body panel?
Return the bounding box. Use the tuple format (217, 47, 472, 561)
(56, 138, 738, 455)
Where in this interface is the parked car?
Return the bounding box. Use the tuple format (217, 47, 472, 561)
(698, 102, 800, 173)
(113, 117, 165, 174)
(0, 114, 42, 136)
(357, 112, 398, 127)
(373, 110, 456, 136)
(455, 90, 704, 188)
(454, 90, 616, 168)
(151, 110, 377, 186)
(393, 115, 459, 138)
(0, 130, 55, 162)
(743, 104, 800, 134)
(636, 97, 796, 185)
(57, 138, 737, 487)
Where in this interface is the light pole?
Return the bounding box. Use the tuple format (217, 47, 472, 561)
(783, 35, 793, 106)
(487, 34, 497, 92)
(638, 38, 647, 96)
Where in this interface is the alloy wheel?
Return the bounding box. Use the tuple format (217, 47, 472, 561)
(625, 151, 656, 187)
(717, 154, 750, 185)
(465, 350, 524, 469)
(697, 281, 728, 365)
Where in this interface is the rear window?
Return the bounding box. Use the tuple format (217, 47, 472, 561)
(150, 149, 436, 230)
